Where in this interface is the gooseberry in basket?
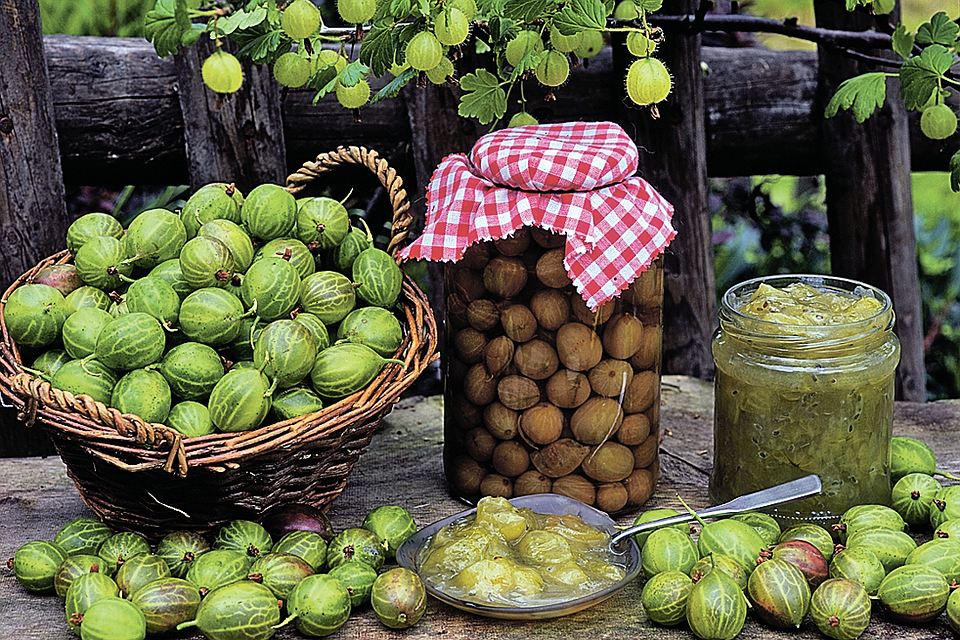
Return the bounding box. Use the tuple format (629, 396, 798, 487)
(4, 283, 68, 348)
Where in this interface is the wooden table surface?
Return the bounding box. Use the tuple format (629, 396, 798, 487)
(2, 376, 958, 640)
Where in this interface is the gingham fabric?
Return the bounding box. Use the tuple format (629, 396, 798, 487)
(399, 121, 676, 309)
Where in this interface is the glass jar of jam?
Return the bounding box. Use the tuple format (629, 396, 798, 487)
(710, 275, 900, 524)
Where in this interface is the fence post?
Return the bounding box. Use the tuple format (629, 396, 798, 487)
(0, 0, 69, 456)
(813, 1, 925, 401)
(614, 0, 716, 378)
(174, 41, 287, 190)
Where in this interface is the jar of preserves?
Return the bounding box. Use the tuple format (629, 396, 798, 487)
(396, 121, 676, 513)
(710, 275, 900, 524)
(443, 240, 664, 513)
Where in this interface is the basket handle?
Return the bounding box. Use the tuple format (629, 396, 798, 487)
(285, 146, 414, 257)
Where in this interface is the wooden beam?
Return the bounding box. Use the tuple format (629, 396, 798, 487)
(38, 36, 960, 183)
(614, 0, 716, 378)
(174, 41, 288, 190)
(0, 0, 70, 456)
(814, 1, 926, 401)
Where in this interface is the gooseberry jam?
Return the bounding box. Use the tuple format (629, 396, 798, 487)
(710, 276, 900, 524)
(417, 497, 627, 606)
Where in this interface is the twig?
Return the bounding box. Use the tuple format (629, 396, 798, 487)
(834, 46, 903, 69)
(620, 14, 892, 50)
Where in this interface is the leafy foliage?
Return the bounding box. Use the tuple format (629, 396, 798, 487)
(143, 0, 671, 123)
(458, 70, 507, 124)
(824, 73, 886, 123)
(827, 7, 960, 191)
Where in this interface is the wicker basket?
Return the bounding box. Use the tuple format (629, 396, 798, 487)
(0, 146, 438, 539)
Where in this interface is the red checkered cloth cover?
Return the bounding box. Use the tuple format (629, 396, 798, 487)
(398, 121, 676, 309)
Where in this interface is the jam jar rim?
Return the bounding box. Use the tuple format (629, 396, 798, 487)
(719, 273, 894, 349)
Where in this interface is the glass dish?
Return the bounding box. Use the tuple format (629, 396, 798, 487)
(395, 493, 641, 620)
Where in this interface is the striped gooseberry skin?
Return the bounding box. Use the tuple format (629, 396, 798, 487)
(4, 284, 68, 348)
(686, 570, 747, 640)
(809, 578, 872, 640)
(299, 271, 357, 324)
(371, 567, 427, 630)
(94, 312, 166, 370)
(828, 546, 885, 596)
(9, 540, 67, 593)
(240, 184, 297, 241)
(948, 588, 960, 635)
(698, 519, 765, 574)
(178, 288, 246, 346)
(877, 564, 950, 624)
(771, 539, 829, 588)
(641, 570, 693, 626)
(208, 368, 272, 433)
(747, 557, 811, 629)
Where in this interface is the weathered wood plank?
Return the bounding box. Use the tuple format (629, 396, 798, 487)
(615, 0, 717, 378)
(0, 0, 69, 457)
(37, 36, 959, 184)
(174, 40, 288, 190)
(1, 379, 956, 639)
(43, 35, 188, 185)
(813, 2, 926, 402)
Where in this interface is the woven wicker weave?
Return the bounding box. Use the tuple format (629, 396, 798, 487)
(0, 146, 438, 539)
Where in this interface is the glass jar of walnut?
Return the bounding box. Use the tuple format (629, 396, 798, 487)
(443, 226, 663, 513)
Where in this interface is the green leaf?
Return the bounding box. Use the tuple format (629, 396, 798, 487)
(233, 27, 285, 63)
(216, 7, 268, 35)
(338, 60, 371, 87)
(458, 69, 508, 124)
(181, 23, 204, 46)
(504, 0, 549, 22)
(870, 0, 895, 15)
(311, 67, 342, 102)
(892, 24, 914, 61)
(307, 63, 339, 92)
(916, 11, 960, 47)
(371, 68, 418, 103)
(824, 72, 887, 123)
(900, 44, 955, 111)
(951, 149, 960, 192)
(377, 0, 411, 20)
(360, 22, 398, 76)
(637, 0, 662, 10)
(488, 16, 518, 44)
(508, 50, 546, 81)
(554, 0, 606, 35)
(144, 0, 189, 57)
(477, 0, 506, 18)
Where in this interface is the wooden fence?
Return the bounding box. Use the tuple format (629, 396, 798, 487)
(0, 0, 949, 455)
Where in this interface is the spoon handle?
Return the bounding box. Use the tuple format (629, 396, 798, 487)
(609, 474, 823, 547)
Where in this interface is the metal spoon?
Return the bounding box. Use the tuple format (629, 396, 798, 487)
(609, 474, 823, 549)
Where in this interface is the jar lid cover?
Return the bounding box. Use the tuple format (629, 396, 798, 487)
(399, 121, 676, 309)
